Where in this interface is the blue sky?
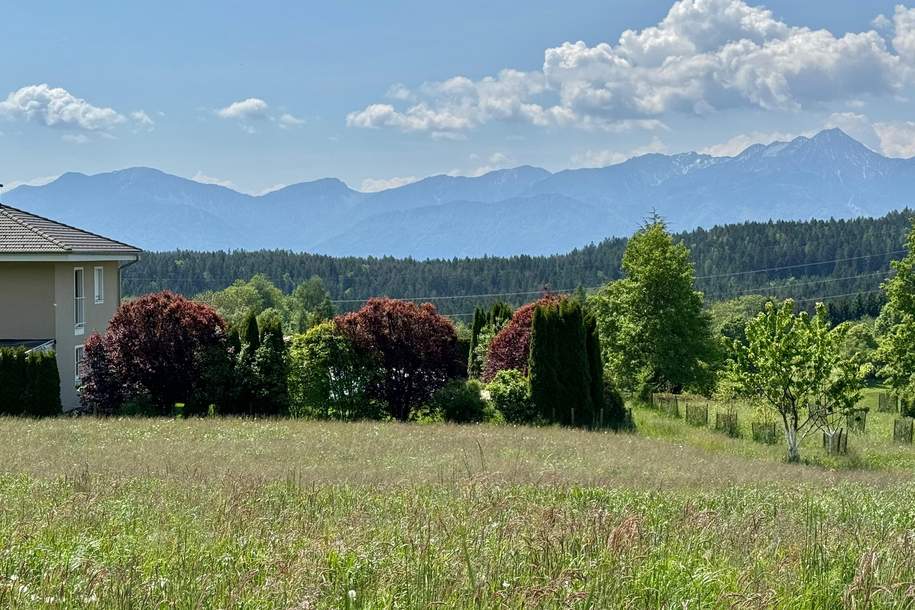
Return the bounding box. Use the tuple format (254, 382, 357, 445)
(2, 0, 915, 194)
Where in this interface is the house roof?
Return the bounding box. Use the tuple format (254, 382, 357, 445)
(0, 204, 141, 254)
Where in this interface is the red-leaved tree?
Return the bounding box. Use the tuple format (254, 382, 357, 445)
(483, 294, 565, 381)
(335, 298, 460, 421)
(81, 291, 228, 414)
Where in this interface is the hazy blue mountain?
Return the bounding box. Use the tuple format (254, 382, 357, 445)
(5, 129, 915, 257)
(316, 194, 609, 259)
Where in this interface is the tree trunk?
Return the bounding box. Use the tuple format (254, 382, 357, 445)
(785, 423, 800, 463)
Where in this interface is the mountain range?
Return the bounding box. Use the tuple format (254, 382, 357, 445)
(6, 128, 915, 258)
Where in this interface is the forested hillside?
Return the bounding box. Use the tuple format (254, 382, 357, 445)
(125, 211, 911, 318)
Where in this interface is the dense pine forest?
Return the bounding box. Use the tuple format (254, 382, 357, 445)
(124, 211, 911, 319)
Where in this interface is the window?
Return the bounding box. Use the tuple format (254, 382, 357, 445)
(94, 266, 104, 304)
(75, 345, 85, 386)
(74, 268, 85, 334)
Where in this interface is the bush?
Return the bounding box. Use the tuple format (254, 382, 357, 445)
(0, 347, 61, 416)
(487, 369, 536, 424)
(336, 298, 461, 421)
(287, 321, 382, 420)
(484, 295, 564, 381)
(430, 379, 487, 423)
(602, 381, 631, 429)
(79, 291, 229, 415)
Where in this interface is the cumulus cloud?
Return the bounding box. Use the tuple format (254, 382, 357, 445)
(130, 110, 155, 131)
(360, 175, 419, 192)
(873, 120, 915, 157)
(348, 0, 915, 136)
(0, 84, 125, 131)
(217, 98, 305, 132)
(216, 97, 270, 120)
(278, 112, 305, 128)
(572, 137, 669, 167)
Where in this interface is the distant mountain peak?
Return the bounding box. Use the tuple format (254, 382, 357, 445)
(5, 127, 913, 257)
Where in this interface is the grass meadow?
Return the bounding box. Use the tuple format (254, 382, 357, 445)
(0, 406, 914, 608)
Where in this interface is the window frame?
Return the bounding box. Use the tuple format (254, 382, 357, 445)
(74, 267, 85, 335)
(93, 266, 105, 304)
(74, 344, 85, 386)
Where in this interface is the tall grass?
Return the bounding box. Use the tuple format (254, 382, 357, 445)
(0, 418, 912, 607)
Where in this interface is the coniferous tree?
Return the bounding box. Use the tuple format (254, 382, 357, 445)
(529, 299, 593, 426)
(253, 316, 290, 415)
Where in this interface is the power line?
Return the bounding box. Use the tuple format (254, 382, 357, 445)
(705, 270, 893, 299)
(123, 248, 905, 306)
(692, 249, 904, 280)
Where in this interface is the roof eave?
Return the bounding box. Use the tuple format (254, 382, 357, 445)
(0, 252, 142, 262)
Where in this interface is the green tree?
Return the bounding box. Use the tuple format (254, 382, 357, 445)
(288, 276, 335, 333)
(590, 218, 716, 396)
(529, 299, 594, 426)
(252, 316, 290, 415)
(878, 220, 915, 395)
(196, 274, 286, 329)
(727, 300, 869, 463)
(287, 321, 380, 419)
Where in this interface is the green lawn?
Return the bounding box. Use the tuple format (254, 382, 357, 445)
(0, 416, 913, 608)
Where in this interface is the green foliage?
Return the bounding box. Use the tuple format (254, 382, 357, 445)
(467, 302, 512, 378)
(878, 219, 915, 396)
(486, 369, 536, 424)
(529, 299, 593, 426)
(287, 321, 381, 420)
(590, 219, 717, 398)
(708, 295, 770, 347)
(0, 348, 61, 417)
(726, 300, 870, 462)
(429, 379, 487, 423)
(196, 274, 334, 335)
(253, 316, 290, 415)
(288, 276, 335, 333)
(128, 211, 910, 319)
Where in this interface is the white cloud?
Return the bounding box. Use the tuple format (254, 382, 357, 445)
(278, 112, 305, 128)
(348, 0, 915, 137)
(191, 171, 236, 189)
(465, 152, 516, 177)
(873, 120, 915, 157)
(216, 98, 270, 120)
(701, 112, 915, 158)
(360, 175, 419, 192)
(889, 5, 915, 64)
(130, 110, 155, 131)
(699, 129, 809, 157)
(572, 136, 669, 167)
(4, 175, 59, 190)
(0, 84, 125, 131)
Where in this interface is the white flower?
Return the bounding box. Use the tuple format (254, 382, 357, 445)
(348, 590, 357, 601)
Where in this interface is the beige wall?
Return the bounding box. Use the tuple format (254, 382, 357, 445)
(53, 262, 121, 409)
(0, 263, 56, 339)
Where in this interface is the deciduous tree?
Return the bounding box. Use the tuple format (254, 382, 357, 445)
(80, 291, 229, 414)
(727, 300, 869, 463)
(590, 217, 716, 396)
(336, 298, 460, 421)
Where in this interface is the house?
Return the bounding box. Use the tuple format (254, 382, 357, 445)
(0, 204, 141, 410)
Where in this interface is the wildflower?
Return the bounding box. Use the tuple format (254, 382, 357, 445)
(348, 590, 357, 601)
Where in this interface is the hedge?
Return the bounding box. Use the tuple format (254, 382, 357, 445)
(0, 348, 61, 416)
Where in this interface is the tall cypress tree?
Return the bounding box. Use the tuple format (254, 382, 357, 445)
(529, 300, 593, 426)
